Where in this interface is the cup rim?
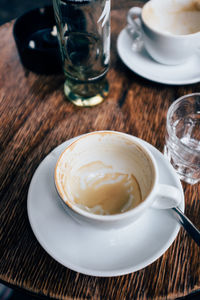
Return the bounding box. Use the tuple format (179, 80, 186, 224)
(166, 92, 200, 155)
(54, 131, 159, 222)
(142, 0, 200, 39)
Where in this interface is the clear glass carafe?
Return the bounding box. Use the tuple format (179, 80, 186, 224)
(53, 0, 110, 106)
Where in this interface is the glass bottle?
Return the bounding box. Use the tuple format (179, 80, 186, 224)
(53, 0, 110, 106)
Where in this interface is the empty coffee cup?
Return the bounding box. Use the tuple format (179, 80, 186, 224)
(127, 0, 200, 65)
(55, 131, 182, 229)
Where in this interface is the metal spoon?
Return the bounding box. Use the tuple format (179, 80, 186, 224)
(171, 207, 200, 246)
(152, 187, 200, 246)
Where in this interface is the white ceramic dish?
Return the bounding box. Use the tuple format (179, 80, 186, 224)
(27, 135, 184, 277)
(117, 28, 200, 85)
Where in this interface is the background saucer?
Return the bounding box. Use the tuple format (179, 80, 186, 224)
(27, 135, 184, 277)
(117, 28, 200, 85)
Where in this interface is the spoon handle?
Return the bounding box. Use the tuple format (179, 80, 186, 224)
(172, 207, 200, 246)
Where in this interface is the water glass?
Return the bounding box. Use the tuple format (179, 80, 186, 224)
(164, 93, 200, 185)
(53, 0, 110, 107)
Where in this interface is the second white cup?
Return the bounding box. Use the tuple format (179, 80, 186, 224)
(127, 0, 200, 65)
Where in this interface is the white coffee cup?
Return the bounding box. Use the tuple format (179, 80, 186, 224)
(54, 131, 182, 229)
(127, 0, 200, 65)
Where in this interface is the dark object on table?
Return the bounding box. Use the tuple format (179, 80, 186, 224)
(13, 6, 62, 74)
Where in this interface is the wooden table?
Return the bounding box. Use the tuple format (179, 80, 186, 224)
(0, 1, 199, 299)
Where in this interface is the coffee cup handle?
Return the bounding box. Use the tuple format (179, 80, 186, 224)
(127, 7, 142, 30)
(151, 184, 183, 210)
(126, 7, 143, 51)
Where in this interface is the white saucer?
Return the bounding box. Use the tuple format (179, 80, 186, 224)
(27, 135, 184, 277)
(117, 28, 200, 85)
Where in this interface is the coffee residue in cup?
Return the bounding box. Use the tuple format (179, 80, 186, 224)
(178, 0, 200, 12)
(69, 162, 142, 215)
(143, 0, 200, 35)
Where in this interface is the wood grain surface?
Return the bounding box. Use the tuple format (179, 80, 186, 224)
(0, 1, 200, 299)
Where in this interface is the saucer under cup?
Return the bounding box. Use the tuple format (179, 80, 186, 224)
(27, 135, 184, 277)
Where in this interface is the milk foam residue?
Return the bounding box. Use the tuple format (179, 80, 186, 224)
(68, 161, 142, 215)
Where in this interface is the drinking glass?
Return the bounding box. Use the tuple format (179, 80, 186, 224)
(164, 93, 200, 185)
(53, 0, 110, 107)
